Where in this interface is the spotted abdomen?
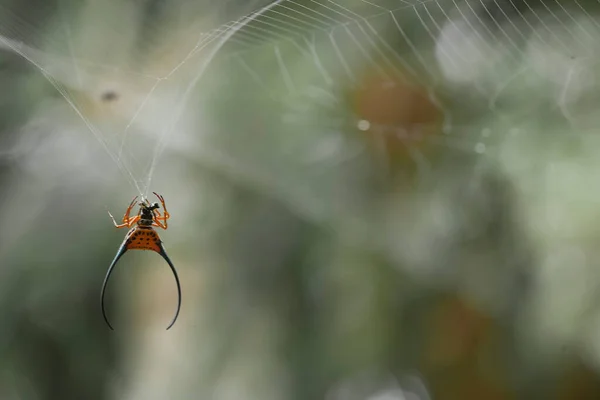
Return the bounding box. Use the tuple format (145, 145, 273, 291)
(125, 227, 162, 252)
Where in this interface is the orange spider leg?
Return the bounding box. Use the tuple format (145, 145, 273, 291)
(152, 220, 168, 229)
(154, 213, 170, 222)
(152, 211, 168, 230)
(152, 192, 170, 229)
(151, 210, 168, 229)
(118, 215, 141, 228)
(108, 196, 140, 228)
(153, 209, 170, 221)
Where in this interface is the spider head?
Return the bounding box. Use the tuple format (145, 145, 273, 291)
(139, 202, 158, 218)
(139, 200, 160, 210)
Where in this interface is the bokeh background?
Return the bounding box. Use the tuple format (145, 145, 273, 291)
(1, 0, 600, 399)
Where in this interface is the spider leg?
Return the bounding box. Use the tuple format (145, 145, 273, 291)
(154, 214, 169, 222)
(127, 196, 139, 208)
(127, 215, 141, 226)
(107, 196, 139, 228)
(154, 211, 170, 221)
(152, 192, 169, 228)
(108, 214, 140, 228)
(101, 241, 129, 330)
(152, 220, 168, 230)
(107, 210, 120, 227)
(156, 244, 182, 330)
(150, 208, 167, 229)
(122, 196, 139, 222)
(153, 192, 165, 203)
(153, 192, 167, 212)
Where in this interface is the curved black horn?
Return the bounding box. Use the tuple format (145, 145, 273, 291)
(157, 246, 182, 330)
(101, 244, 128, 330)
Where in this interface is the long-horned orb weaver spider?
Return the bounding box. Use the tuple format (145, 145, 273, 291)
(102, 192, 181, 330)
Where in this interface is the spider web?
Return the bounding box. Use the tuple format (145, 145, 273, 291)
(1, 0, 600, 384)
(0, 0, 283, 199)
(0, 0, 597, 221)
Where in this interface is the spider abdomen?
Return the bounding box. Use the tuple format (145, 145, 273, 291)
(125, 227, 162, 252)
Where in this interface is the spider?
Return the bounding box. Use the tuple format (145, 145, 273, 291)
(101, 192, 181, 330)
